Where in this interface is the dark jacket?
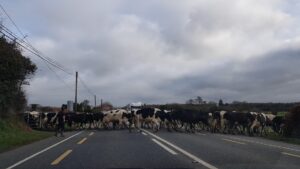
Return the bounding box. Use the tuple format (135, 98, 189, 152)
(57, 111, 65, 124)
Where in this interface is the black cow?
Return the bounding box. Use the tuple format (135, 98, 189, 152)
(170, 109, 210, 133)
(223, 111, 253, 135)
(93, 112, 104, 128)
(155, 110, 173, 131)
(272, 116, 285, 134)
(69, 113, 87, 129)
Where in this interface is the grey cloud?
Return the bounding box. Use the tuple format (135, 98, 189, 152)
(2, 0, 300, 106)
(160, 47, 300, 103)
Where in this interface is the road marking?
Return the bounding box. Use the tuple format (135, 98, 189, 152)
(225, 136, 300, 152)
(197, 133, 207, 136)
(282, 152, 300, 158)
(142, 129, 218, 169)
(89, 132, 94, 136)
(222, 138, 246, 145)
(77, 137, 87, 144)
(51, 149, 72, 165)
(152, 138, 177, 155)
(142, 132, 148, 136)
(6, 131, 83, 169)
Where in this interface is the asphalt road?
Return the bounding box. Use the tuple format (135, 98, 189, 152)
(1, 129, 300, 169)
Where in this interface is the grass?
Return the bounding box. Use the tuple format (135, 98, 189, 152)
(0, 118, 52, 153)
(263, 132, 300, 146)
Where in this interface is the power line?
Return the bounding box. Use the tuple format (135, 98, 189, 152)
(0, 24, 73, 75)
(0, 3, 26, 39)
(1, 26, 96, 97)
(78, 76, 95, 96)
(0, 4, 97, 100)
(0, 3, 74, 76)
(43, 60, 74, 92)
(0, 27, 73, 75)
(0, 3, 72, 74)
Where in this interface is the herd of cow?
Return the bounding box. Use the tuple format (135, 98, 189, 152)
(25, 107, 285, 136)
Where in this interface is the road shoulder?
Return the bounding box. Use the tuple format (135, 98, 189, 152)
(0, 131, 82, 169)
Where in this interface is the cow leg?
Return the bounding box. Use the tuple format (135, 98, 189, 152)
(260, 125, 266, 136)
(192, 123, 196, 133)
(184, 123, 189, 132)
(249, 124, 255, 136)
(167, 122, 172, 132)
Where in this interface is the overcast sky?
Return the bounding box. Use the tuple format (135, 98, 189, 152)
(2, 0, 300, 106)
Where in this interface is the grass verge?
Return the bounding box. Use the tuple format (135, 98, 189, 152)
(0, 118, 52, 153)
(263, 132, 300, 146)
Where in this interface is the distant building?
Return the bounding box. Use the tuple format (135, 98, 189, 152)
(101, 104, 113, 111)
(67, 100, 74, 112)
(127, 102, 143, 111)
(30, 104, 40, 111)
(94, 101, 113, 111)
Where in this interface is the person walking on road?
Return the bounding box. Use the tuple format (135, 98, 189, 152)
(55, 104, 67, 137)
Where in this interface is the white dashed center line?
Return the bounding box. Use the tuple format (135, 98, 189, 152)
(222, 138, 246, 145)
(142, 129, 218, 169)
(197, 133, 207, 136)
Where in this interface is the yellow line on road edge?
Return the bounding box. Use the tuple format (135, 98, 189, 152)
(282, 152, 300, 158)
(222, 138, 246, 145)
(51, 150, 72, 165)
(89, 132, 94, 136)
(77, 137, 87, 144)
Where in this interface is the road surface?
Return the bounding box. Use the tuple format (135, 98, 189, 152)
(1, 129, 300, 169)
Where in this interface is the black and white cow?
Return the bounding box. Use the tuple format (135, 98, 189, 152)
(41, 112, 57, 129)
(210, 111, 227, 133)
(102, 109, 129, 129)
(248, 112, 268, 136)
(135, 108, 164, 132)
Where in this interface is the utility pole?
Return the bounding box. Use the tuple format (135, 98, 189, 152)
(100, 99, 103, 109)
(74, 71, 78, 113)
(94, 95, 96, 107)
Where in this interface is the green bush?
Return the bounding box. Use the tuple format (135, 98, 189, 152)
(0, 37, 36, 118)
(284, 106, 300, 137)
